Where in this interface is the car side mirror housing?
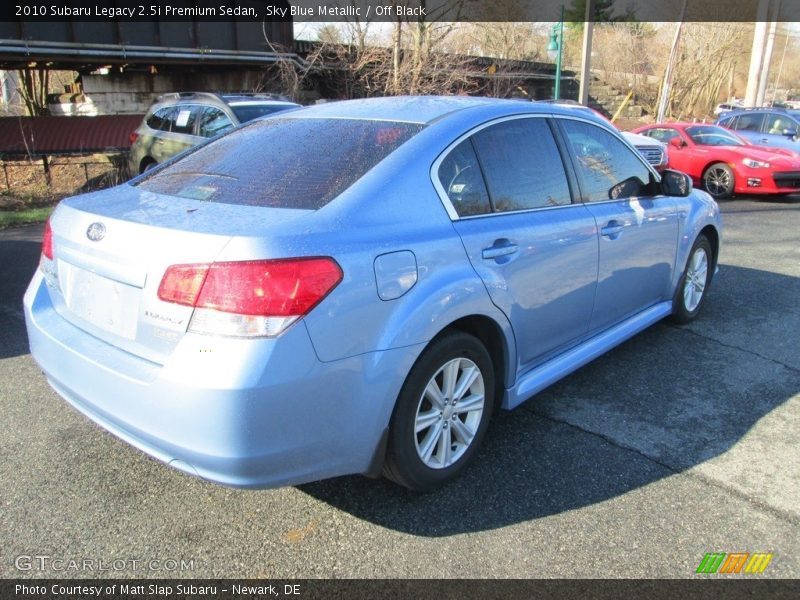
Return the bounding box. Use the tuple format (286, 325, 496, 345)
(668, 137, 685, 149)
(661, 169, 692, 197)
(782, 128, 797, 138)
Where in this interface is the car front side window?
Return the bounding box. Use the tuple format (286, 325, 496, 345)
(560, 120, 653, 202)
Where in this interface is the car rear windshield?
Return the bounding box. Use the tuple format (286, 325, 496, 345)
(229, 104, 297, 122)
(135, 117, 424, 209)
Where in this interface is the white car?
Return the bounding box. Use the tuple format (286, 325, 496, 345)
(622, 131, 668, 171)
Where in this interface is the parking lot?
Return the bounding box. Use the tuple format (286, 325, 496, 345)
(1, 196, 798, 579)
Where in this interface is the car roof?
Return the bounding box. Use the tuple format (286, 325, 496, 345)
(643, 123, 727, 129)
(153, 92, 296, 109)
(282, 96, 612, 126)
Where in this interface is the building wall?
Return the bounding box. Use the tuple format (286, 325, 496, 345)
(82, 70, 284, 114)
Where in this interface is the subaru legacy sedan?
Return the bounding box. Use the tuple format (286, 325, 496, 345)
(25, 97, 721, 492)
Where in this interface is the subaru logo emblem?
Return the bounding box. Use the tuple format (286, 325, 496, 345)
(86, 222, 106, 242)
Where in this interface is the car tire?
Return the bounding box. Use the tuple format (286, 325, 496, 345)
(383, 332, 494, 492)
(671, 235, 713, 324)
(702, 162, 735, 199)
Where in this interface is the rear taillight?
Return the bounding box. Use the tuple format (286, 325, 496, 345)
(42, 218, 54, 260)
(129, 131, 139, 144)
(158, 258, 343, 337)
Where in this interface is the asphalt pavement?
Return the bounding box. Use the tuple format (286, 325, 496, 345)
(1, 196, 798, 579)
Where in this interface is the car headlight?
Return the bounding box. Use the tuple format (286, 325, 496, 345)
(743, 158, 770, 168)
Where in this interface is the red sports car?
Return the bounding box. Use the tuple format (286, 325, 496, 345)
(631, 123, 800, 198)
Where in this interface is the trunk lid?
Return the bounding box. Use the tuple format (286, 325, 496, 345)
(45, 184, 310, 365)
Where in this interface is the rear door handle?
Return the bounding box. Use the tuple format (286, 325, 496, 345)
(482, 241, 518, 260)
(601, 220, 624, 238)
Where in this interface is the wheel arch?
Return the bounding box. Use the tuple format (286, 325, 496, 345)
(139, 156, 157, 174)
(700, 224, 720, 272)
(435, 314, 511, 412)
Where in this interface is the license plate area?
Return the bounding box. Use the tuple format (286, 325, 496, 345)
(59, 261, 140, 340)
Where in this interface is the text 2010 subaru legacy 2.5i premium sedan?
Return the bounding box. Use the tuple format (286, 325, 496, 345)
(25, 97, 721, 491)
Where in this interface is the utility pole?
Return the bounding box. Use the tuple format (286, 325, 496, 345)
(578, 0, 595, 106)
(756, 0, 781, 106)
(656, 0, 688, 123)
(744, 0, 771, 107)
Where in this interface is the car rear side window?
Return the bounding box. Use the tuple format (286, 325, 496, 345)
(146, 107, 174, 132)
(560, 120, 653, 202)
(732, 113, 765, 132)
(136, 118, 424, 209)
(471, 118, 572, 212)
(646, 128, 680, 144)
(437, 139, 492, 217)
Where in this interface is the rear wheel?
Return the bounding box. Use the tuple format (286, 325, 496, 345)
(384, 332, 494, 491)
(671, 235, 713, 324)
(702, 162, 735, 199)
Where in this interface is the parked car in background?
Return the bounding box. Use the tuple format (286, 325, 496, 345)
(26, 97, 721, 492)
(713, 99, 743, 116)
(633, 122, 800, 199)
(716, 107, 800, 153)
(534, 100, 668, 170)
(127, 92, 300, 175)
(621, 131, 668, 171)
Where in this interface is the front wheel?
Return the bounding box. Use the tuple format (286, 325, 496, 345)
(671, 235, 713, 324)
(384, 332, 495, 491)
(703, 162, 735, 199)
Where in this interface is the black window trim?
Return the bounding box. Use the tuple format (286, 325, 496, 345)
(429, 113, 581, 221)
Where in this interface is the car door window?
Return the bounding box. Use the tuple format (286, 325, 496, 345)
(732, 113, 765, 132)
(437, 139, 492, 217)
(765, 113, 797, 135)
(146, 107, 174, 132)
(560, 120, 653, 202)
(171, 106, 199, 135)
(471, 118, 572, 212)
(198, 107, 235, 138)
(645, 128, 679, 144)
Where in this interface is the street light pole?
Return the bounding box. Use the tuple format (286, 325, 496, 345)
(547, 6, 565, 100)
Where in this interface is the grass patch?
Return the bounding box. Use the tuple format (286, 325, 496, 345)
(0, 206, 54, 228)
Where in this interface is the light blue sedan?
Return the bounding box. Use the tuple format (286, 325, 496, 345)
(24, 97, 721, 491)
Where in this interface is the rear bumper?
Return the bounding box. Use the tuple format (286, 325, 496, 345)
(24, 270, 418, 488)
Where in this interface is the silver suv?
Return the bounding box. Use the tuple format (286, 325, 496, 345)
(127, 92, 300, 175)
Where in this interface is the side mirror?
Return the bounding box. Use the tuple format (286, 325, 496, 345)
(661, 169, 692, 197)
(668, 137, 685, 149)
(782, 128, 797, 139)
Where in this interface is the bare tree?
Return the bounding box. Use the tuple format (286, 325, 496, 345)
(662, 23, 752, 119)
(17, 68, 50, 116)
